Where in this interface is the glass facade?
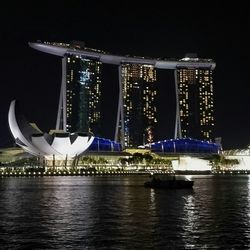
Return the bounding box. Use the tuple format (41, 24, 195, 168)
(177, 62, 215, 141)
(121, 64, 157, 148)
(65, 55, 102, 135)
(87, 137, 122, 152)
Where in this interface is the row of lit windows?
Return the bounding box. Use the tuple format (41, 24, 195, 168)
(179, 113, 189, 118)
(202, 131, 211, 138)
(122, 66, 156, 81)
(199, 88, 213, 93)
(142, 107, 157, 112)
(143, 109, 156, 114)
(200, 121, 213, 126)
(181, 69, 211, 75)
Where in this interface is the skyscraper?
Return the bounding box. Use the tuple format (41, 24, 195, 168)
(119, 64, 157, 148)
(175, 54, 215, 141)
(65, 55, 102, 135)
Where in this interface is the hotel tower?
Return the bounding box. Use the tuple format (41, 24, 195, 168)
(62, 55, 102, 135)
(49, 42, 103, 136)
(175, 54, 215, 141)
(117, 64, 157, 148)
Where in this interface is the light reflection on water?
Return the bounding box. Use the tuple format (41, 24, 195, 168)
(0, 175, 250, 249)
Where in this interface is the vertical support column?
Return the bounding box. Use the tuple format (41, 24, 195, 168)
(56, 57, 67, 131)
(62, 57, 67, 132)
(114, 65, 125, 148)
(174, 69, 182, 139)
(56, 79, 63, 130)
(115, 69, 121, 142)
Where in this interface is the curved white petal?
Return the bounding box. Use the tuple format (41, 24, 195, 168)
(69, 135, 94, 156)
(8, 100, 42, 156)
(50, 136, 72, 156)
(31, 136, 61, 156)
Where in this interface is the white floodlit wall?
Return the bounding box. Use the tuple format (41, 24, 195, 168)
(225, 155, 250, 170)
(172, 156, 212, 171)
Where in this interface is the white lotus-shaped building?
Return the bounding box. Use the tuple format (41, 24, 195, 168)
(8, 100, 94, 160)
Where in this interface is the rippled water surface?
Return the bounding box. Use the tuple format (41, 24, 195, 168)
(0, 175, 250, 249)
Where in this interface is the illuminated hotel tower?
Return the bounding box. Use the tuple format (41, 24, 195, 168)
(29, 41, 104, 135)
(62, 55, 102, 134)
(115, 64, 157, 148)
(175, 54, 215, 141)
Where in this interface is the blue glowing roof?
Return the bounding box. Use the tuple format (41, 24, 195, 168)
(87, 137, 122, 152)
(148, 138, 220, 154)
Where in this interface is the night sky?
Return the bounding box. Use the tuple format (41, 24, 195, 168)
(0, 2, 249, 150)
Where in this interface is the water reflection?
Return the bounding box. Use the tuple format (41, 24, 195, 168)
(149, 188, 156, 212)
(0, 176, 250, 249)
(181, 176, 250, 249)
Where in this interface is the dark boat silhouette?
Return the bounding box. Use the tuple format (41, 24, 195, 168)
(144, 175, 194, 189)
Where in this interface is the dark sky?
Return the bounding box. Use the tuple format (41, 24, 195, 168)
(0, 2, 249, 150)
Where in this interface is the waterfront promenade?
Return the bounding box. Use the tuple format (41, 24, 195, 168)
(1, 168, 250, 177)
